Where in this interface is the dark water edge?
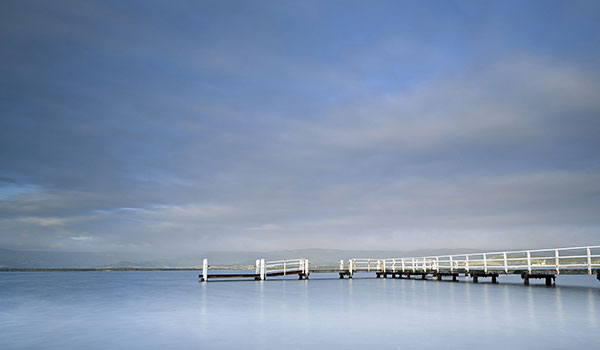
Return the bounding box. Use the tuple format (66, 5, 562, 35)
(1, 271, 599, 350)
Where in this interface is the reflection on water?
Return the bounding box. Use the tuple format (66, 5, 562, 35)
(588, 288, 597, 327)
(0, 271, 599, 349)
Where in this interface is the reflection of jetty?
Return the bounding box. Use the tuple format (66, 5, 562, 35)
(199, 245, 600, 286)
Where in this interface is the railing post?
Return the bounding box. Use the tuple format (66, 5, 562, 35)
(283, 261, 286, 276)
(392, 259, 396, 273)
(376, 259, 381, 272)
(255, 259, 260, 275)
(483, 254, 487, 274)
(402, 258, 406, 272)
(368, 259, 371, 272)
(465, 255, 470, 273)
(340, 260, 344, 271)
(555, 249, 560, 275)
(435, 257, 440, 273)
(526, 251, 531, 274)
(202, 258, 208, 282)
(382, 259, 386, 273)
(412, 258, 416, 272)
(423, 258, 426, 272)
(503, 252, 508, 274)
(587, 247, 592, 275)
(449, 256, 453, 274)
(260, 259, 265, 280)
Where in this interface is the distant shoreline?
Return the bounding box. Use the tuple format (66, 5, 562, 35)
(0, 265, 340, 272)
(0, 266, 237, 272)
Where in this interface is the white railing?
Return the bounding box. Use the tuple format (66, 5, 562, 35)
(264, 258, 305, 274)
(381, 257, 434, 273)
(349, 257, 436, 274)
(200, 258, 308, 282)
(201, 245, 599, 282)
(384, 246, 600, 275)
(261, 258, 309, 279)
(349, 258, 386, 273)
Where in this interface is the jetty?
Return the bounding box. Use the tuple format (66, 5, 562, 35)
(199, 245, 600, 286)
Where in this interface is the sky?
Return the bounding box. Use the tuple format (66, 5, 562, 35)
(1, 0, 600, 255)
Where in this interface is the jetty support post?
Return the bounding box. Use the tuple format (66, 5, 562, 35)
(202, 258, 208, 282)
(260, 259, 265, 280)
(587, 247, 592, 275)
(503, 253, 508, 274)
(522, 272, 529, 286)
(483, 254, 488, 274)
(304, 259, 310, 279)
(527, 251, 532, 274)
(555, 249, 560, 275)
(254, 259, 261, 280)
(521, 272, 555, 286)
(348, 259, 353, 278)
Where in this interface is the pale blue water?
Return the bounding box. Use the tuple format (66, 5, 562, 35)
(1, 271, 599, 349)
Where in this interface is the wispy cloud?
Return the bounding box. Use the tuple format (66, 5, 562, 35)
(247, 224, 281, 231)
(69, 235, 93, 241)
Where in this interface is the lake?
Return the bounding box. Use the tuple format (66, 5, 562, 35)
(1, 271, 599, 349)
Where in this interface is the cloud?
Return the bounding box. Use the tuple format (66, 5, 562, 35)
(247, 224, 281, 231)
(69, 235, 93, 241)
(1, 2, 600, 254)
(1, 57, 599, 253)
(296, 57, 600, 156)
(13, 216, 67, 226)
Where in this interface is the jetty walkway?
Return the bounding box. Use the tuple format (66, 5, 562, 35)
(199, 245, 600, 286)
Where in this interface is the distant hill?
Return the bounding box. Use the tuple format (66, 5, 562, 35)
(0, 248, 150, 268)
(0, 247, 483, 268)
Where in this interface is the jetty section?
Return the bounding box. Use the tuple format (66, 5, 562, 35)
(199, 245, 600, 285)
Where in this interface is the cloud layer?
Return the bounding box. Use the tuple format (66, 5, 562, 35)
(1, 1, 600, 254)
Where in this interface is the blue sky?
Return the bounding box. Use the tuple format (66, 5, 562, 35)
(1, 0, 600, 254)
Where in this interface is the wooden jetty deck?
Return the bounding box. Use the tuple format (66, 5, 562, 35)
(199, 245, 600, 286)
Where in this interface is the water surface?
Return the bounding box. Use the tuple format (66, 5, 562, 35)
(1, 271, 599, 349)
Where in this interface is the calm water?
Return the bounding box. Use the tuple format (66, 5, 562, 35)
(1, 271, 599, 349)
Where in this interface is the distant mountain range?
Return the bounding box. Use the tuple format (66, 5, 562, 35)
(0, 247, 483, 268)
